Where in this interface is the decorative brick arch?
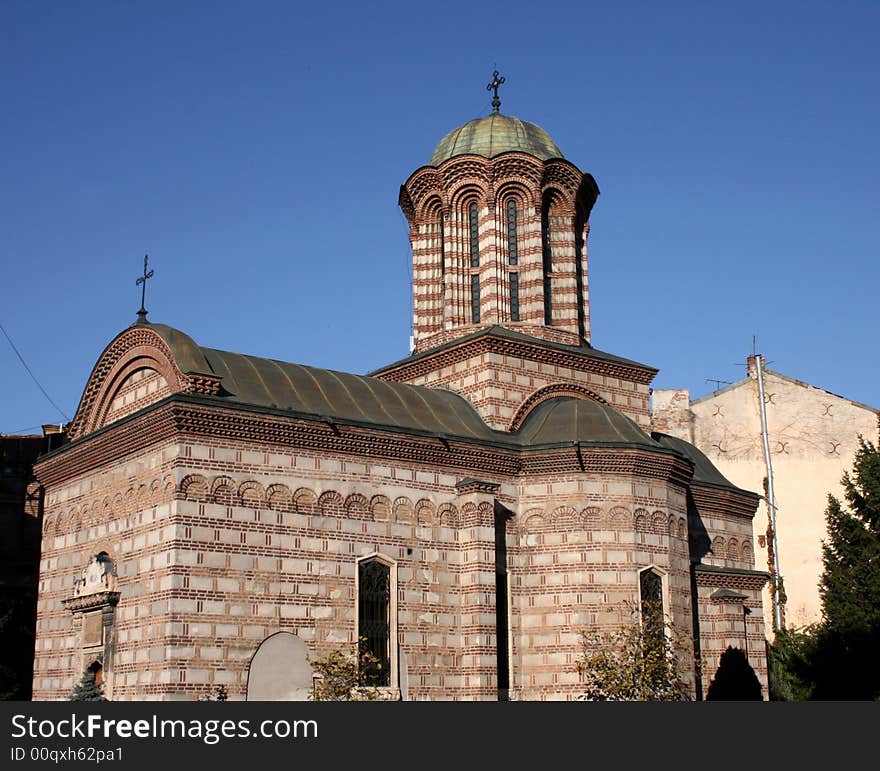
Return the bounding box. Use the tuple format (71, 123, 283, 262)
(293, 487, 317, 515)
(651, 510, 668, 533)
(415, 499, 436, 526)
(392, 496, 414, 524)
(727, 538, 740, 560)
(239, 481, 265, 507)
(317, 490, 344, 517)
(370, 495, 390, 522)
(580, 506, 602, 528)
(68, 333, 181, 438)
(507, 384, 608, 431)
(344, 493, 369, 518)
(437, 503, 458, 527)
(266, 484, 292, 511)
(211, 476, 236, 506)
(549, 505, 577, 529)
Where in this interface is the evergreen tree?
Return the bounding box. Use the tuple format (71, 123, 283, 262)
(69, 671, 106, 702)
(812, 437, 880, 699)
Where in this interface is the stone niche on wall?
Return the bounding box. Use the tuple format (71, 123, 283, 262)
(62, 552, 120, 691)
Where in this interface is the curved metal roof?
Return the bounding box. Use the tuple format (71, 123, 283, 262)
(515, 397, 656, 448)
(199, 347, 498, 441)
(120, 325, 747, 493)
(651, 432, 743, 491)
(431, 113, 564, 165)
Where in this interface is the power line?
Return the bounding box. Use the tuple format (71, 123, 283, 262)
(0, 320, 70, 422)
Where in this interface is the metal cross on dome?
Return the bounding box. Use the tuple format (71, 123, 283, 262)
(487, 70, 505, 113)
(135, 254, 155, 323)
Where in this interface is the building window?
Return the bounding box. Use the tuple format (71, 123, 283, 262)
(469, 202, 479, 268)
(358, 557, 391, 686)
(541, 201, 552, 325)
(506, 199, 518, 266)
(509, 272, 519, 322)
(439, 213, 445, 277)
(471, 273, 481, 324)
(639, 567, 665, 644)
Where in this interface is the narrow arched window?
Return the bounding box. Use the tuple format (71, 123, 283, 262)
(469, 202, 479, 268)
(471, 274, 481, 324)
(506, 199, 518, 266)
(541, 200, 552, 325)
(639, 568, 664, 645)
(509, 272, 519, 322)
(358, 558, 391, 686)
(439, 213, 445, 277)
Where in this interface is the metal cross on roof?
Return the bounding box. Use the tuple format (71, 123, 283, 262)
(487, 70, 505, 113)
(135, 254, 155, 323)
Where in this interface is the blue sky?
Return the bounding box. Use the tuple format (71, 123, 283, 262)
(1, 1, 878, 434)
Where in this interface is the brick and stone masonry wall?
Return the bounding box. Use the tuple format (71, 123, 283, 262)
(35, 438, 507, 701)
(507, 473, 694, 700)
(396, 349, 652, 432)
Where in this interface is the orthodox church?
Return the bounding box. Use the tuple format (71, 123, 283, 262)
(32, 81, 768, 700)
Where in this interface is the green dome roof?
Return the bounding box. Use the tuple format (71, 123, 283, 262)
(430, 113, 564, 165)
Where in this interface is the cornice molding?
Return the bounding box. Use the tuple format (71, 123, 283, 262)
(374, 331, 657, 386)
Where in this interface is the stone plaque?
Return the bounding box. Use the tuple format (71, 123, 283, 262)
(246, 632, 311, 701)
(82, 612, 103, 647)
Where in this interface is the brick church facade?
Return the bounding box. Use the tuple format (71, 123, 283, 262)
(31, 98, 768, 700)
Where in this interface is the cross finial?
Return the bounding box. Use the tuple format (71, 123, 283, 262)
(135, 254, 155, 323)
(486, 69, 505, 113)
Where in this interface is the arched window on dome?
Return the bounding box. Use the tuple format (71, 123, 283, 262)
(439, 213, 445, 278)
(541, 197, 553, 325)
(506, 199, 519, 267)
(468, 201, 480, 323)
(469, 202, 479, 268)
(506, 199, 520, 322)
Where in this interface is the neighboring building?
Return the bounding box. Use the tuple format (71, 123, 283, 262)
(0, 428, 62, 699)
(653, 356, 879, 634)
(31, 94, 769, 701)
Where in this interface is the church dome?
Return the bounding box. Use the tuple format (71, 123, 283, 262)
(430, 113, 564, 165)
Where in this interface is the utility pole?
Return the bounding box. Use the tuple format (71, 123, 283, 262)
(754, 352, 783, 632)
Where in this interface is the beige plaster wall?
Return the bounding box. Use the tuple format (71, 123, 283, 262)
(654, 363, 878, 633)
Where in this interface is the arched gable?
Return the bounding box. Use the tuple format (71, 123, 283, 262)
(67, 324, 220, 440)
(507, 383, 608, 432)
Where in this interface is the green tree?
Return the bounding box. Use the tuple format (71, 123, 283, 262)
(766, 626, 815, 701)
(309, 640, 383, 701)
(69, 671, 106, 702)
(574, 601, 689, 701)
(811, 437, 880, 699)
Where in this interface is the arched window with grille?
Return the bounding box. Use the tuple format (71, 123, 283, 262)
(468, 201, 481, 323)
(507, 199, 520, 322)
(639, 567, 665, 645)
(541, 198, 552, 325)
(439, 213, 445, 278)
(468, 202, 479, 268)
(357, 555, 395, 687)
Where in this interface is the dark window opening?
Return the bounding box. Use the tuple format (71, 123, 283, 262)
(640, 569, 664, 645)
(541, 202, 552, 325)
(471, 273, 481, 324)
(469, 202, 479, 268)
(358, 559, 391, 686)
(509, 272, 519, 322)
(439, 213, 445, 277)
(506, 199, 518, 266)
(574, 206, 587, 340)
